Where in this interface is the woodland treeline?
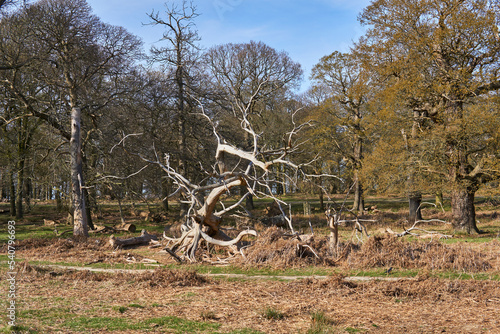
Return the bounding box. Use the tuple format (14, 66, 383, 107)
(1, 0, 500, 236)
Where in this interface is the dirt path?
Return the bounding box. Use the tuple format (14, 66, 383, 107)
(36, 264, 411, 282)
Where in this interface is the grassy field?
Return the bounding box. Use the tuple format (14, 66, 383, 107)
(1, 195, 499, 333)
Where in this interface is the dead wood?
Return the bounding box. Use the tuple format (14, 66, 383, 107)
(385, 220, 453, 239)
(199, 229, 257, 247)
(109, 230, 158, 248)
(264, 201, 283, 217)
(115, 223, 137, 233)
(44, 219, 57, 226)
(90, 223, 136, 234)
(91, 225, 115, 233)
(53, 228, 72, 237)
(117, 93, 336, 262)
(326, 209, 339, 250)
(297, 234, 314, 243)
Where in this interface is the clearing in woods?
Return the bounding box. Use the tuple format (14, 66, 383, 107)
(1, 197, 500, 333)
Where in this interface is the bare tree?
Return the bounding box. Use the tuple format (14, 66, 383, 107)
(146, 1, 207, 216)
(204, 40, 303, 209)
(1, 0, 143, 237)
(147, 1, 200, 177)
(120, 91, 316, 261)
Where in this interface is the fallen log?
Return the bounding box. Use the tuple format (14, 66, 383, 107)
(91, 225, 115, 233)
(91, 223, 137, 234)
(109, 230, 158, 248)
(115, 223, 136, 233)
(44, 219, 58, 226)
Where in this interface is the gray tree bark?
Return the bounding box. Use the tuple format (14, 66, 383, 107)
(70, 107, 88, 237)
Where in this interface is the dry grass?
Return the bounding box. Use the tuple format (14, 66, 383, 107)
(240, 227, 328, 268)
(22, 264, 210, 287)
(346, 235, 492, 272)
(12, 225, 498, 274)
(235, 227, 496, 274)
(5, 265, 500, 333)
(3, 211, 500, 333)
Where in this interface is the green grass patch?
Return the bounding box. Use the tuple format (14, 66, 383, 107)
(261, 307, 285, 320)
(27, 259, 161, 271)
(442, 235, 499, 244)
(351, 268, 500, 281)
(307, 311, 337, 334)
(112, 306, 128, 313)
(19, 308, 73, 320)
(345, 327, 367, 333)
(128, 303, 144, 309)
(63, 315, 220, 332)
(179, 264, 333, 277)
(27, 260, 88, 268)
(349, 268, 419, 278)
(227, 329, 265, 334)
(434, 271, 500, 281)
(0, 255, 25, 268)
(1, 220, 61, 241)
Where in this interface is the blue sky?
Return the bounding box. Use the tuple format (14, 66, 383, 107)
(86, 0, 371, 91)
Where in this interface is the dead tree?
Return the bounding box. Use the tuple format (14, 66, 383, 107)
(325, 208, 339, 249)
(120, 87, 327, 262)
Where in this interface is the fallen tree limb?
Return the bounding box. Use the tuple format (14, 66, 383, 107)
(164, 248, 183, 263)
(199, 229, 257, 247)
(109, 230, 158, 248)
(385, 219, 452, 239)
(54, 228, 72, 237)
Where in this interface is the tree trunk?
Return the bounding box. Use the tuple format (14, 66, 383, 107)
(0, 170, 3, 200)
(408, 192, 423, 223)
(406, 109, 425, 224)
(352, 169, 364, 212)
(352, 133, 364, 212)
(70, 107, 88, 238)
(15, 159, 24, 219)
(318, 190, 324, 211)
(117, 196, 126, 225)
(451, 187, 479, 233)
(435, 191, 443, 208)
(245, 191, 254, 211)
(445, 100, 480, 234)
(84, 188, 94, 230)
(55, 188, 63, 212)
(161, 179, 169, 211)
(9, 169, 15, 217)
(24, 176, 31, 213)
(15, 118, 27, 219)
